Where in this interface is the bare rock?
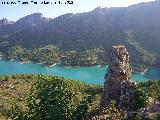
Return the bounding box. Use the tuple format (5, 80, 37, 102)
(101, 45, 136, 107)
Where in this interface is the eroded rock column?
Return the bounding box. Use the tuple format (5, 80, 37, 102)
(101, 45, 134, 106)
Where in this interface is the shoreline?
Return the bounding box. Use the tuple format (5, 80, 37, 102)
(143, 68, 148, 73)
(46, 63, 58, 68)
(0, 59, 160, 73)
(132, 66, 147, 73)
(133, 68, 148, 74)
(0, 59, 108, 68)
(63, 64, 108, 68)
(19, 61, 31, 64)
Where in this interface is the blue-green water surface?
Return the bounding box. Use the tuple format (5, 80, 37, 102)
(0, 60, 160, 84)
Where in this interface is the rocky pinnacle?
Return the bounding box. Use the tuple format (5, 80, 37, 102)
(101, 45, 135, 106)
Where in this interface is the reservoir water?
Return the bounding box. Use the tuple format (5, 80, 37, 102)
(0, 60, 160, 84)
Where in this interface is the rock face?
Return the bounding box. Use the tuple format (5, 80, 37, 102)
(101, 45, 136, 108)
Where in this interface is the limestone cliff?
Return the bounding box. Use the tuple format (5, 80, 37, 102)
(101, 45, 136, 108)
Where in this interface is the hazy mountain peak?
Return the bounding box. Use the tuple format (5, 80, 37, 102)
(16, 13, 50, 26)
(0, 18, 14, 25)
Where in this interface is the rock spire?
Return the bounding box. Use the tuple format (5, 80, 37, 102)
(101, 45, 136, 107)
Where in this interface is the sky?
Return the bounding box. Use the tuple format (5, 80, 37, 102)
(0, 0, 155, 21)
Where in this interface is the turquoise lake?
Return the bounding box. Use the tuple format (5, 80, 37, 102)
(0, 60, 160, 84)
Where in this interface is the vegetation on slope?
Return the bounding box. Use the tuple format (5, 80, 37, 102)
(0, 43, 155, 73)
(125, 31, 156, 66)
(0, 74, 101, 120)
(0, 41, 156, 72)
(61, 47, 106, 66)
(1, 74, 160, 120)
(0, 45, 106, 66)
(3, 45, 60, 66)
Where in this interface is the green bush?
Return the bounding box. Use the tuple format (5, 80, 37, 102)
(133, 88, 149, 110)
(8, 74, 99, 120)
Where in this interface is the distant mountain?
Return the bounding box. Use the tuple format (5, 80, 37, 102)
(0, 0, 160, 66)
(0, 18, 14, 25)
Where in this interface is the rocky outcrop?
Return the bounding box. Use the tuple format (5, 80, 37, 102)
(101, 45, 137, 108)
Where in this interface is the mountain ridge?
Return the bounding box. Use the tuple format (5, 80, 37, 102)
(0, 0, 160, 66)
